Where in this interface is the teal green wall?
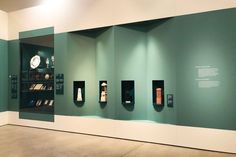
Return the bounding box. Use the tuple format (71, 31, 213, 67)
(19, 27, 54, 39)
(55, 29, 116, 117)
(147, 21, 177, 124)
(0, 39, 8, 112)
(57, 32, 97, 116)
(7, 8, 236, 130)
(95, 28, 116, 118)
(8, 40, 19, 111)
(114, 26, 147, 120)
(172, 9, 236, 130)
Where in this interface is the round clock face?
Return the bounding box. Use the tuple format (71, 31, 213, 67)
(30, 55, 41, 69)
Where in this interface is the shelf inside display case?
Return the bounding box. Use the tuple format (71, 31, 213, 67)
(121, 80, 135, 105)
(73, 81, 85, 103)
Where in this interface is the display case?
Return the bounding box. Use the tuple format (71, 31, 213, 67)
(99, 81, 107, 103)
(73, 81, 85, 103)
(121, 80, 135, 104)
(152, 80, 164, 105)
(20, 35, 54, 114)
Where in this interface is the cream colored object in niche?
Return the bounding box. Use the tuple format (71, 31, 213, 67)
(77, 88, 82, 101)
(100, 82, 107, 102)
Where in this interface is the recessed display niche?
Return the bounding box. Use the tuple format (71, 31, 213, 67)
(20, 34, 54, 114)
(121, 80, 135, 104)
(152, 80, 164, 105)
(73, 81, 85, 103)
(99, 81, 107, 103)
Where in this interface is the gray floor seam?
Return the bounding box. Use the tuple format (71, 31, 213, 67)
(120, 143, 144, 157)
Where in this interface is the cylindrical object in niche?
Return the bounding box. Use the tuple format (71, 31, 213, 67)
(156, 88, 162, 105)
(77, 88, 82, 101)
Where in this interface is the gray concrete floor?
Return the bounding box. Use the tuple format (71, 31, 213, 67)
(0, 125, 235, 157)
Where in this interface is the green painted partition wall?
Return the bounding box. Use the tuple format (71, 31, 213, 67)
(18, 28, 54, 122)
(0, 39, 8, 112)
(7, 8, 236, 130)
(114, 27, 147, 120)
(8, 40, 19, 111)
(172, 9, 236, 130)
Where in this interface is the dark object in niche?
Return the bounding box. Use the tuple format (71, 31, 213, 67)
(28, 100, 36, 107)
(125, 90, 132, 104)
(121, 80, 135, 105)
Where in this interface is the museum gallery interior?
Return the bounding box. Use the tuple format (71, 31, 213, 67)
(0, 0, 236, 156)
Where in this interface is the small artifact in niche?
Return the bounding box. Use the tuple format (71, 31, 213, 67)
(77, 88, 83, 101)
(156, 88, 162, 105)
(100, 82, 107, 102)
(48, 100, 54, 106)
(36, 100, 42, 107)
(34, 84, 43, 90)
(47, 86, 53, 90)
(51, 56, 55, 68)
(44, 100, 49, 105)
(45, 74, 50, 80)
(29, 84, 36, 90)
(125, 90, 132, 104)
(100, 91, 106, 102)
(30, 55, 41, 69)
(46, 58, 49, 68)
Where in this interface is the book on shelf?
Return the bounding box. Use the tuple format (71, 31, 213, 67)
(34, 84, 44, 90)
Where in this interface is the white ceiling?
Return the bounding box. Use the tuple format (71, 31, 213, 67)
(0, 0, 42, 12)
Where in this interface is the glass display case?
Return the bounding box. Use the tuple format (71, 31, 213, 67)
(20, 34, 54, 114)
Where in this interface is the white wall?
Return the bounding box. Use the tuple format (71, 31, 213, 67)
(7, 111, 236, 153)
(0, 10, 8, 40)
(4, 0, 236, 153)
(0, 112, 8, 126)
(8, 0, 236, 40)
